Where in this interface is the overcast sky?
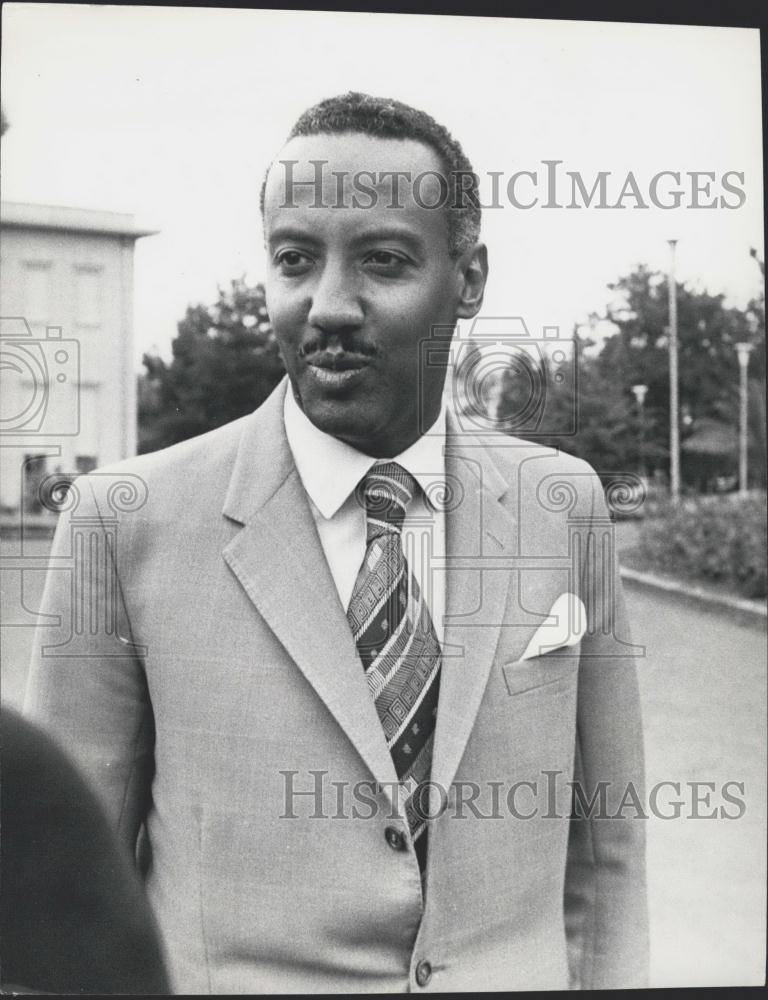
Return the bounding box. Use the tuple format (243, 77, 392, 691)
(1, 5, 763, 367)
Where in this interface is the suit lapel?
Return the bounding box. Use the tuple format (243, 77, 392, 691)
(221, 380, 399, 799)
(428, 425, 511, 796)
(431, 425, 543, 796)
(220, 384, 561, 809)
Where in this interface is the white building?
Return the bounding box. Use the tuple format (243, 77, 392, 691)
(0, 202, 156, 515)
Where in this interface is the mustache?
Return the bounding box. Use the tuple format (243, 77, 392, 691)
(298, 336, 379, 362)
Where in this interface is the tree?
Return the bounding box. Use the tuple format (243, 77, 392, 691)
(487, 263, 765, 489)
(138, 278, 284, 454)
(599, 265, 763, 430)
(744, 249, 767, 487)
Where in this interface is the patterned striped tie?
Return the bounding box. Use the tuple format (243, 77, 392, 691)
(346, 461, 442, 878)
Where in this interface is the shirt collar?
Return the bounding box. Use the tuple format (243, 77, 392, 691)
(284, 387, 447, 520)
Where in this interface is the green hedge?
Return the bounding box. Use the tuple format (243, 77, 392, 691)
(637, 493, 767, 599)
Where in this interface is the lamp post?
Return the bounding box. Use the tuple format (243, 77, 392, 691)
(667, 239, 680, 501)
(631, 384, 648, 480)
(735, 342, 753, 496)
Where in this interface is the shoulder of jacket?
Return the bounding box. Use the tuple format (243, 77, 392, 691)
(82, 413, 252, 485)
(484, 434, 600, 483)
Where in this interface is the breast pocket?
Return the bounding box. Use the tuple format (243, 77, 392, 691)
(501, 645, 581, 697)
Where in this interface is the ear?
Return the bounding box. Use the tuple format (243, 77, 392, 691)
(455, 243, 488, 319)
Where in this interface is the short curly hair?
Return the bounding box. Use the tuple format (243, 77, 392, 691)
(260, 91, 481, 257)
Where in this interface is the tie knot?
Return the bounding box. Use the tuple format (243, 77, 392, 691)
(359, 462, 416, 536)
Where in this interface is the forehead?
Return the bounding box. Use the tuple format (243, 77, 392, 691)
(263, 133, 450, 246)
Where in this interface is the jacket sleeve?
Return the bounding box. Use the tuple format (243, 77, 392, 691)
(563, 471, 649, 989)
(24, 474, 153, 855)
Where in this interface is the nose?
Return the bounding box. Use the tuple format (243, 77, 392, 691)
(307, 262, 364, 333)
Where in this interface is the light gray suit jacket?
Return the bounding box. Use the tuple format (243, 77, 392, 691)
(26, 378, 648, 993)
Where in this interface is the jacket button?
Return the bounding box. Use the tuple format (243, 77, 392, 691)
(415, 960, 432, 987)
(384, 826, 405, 851)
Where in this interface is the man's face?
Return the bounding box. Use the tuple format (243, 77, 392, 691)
(262, 133, 477, 456)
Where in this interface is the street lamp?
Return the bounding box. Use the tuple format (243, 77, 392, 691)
(667, 239, 680, 501)
(735, 342, 754, 496)
(631, 384, 648, 480)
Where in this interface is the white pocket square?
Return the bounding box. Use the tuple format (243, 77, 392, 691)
(520, 593, 587, 661)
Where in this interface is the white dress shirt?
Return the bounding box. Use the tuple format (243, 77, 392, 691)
(284, 388, 447, 644)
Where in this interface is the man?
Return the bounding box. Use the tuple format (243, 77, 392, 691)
(26, 92, 648, 993)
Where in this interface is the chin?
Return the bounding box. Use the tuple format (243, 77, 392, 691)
(304, 397, 375, 446)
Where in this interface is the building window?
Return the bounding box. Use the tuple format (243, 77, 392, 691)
(74, 265, 103, 327)
(22, 454, 48, 513)
(75, 383, 101, 458)
(75, 455, 98, 474)
(22, 261, 52, 327)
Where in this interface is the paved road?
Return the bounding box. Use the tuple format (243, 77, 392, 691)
(2, 537, 765, 986)
(624, 580, 766, 987)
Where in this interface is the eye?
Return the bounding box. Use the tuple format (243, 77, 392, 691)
(275, 250, 313, 274)
(364, 250, 409, 271)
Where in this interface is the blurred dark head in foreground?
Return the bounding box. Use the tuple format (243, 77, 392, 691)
(1, 707, 170, 994)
